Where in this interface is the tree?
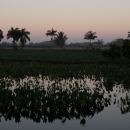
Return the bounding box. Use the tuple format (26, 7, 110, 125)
(84, 31, 97, 48)
(20, 28, 30, 50)
(97, 39, 104, 45)
(54, 31, 68, 49)
(7, 27, 30, 50)
(46, 28, 57, 47)
(7, 27, 21, 50)
(0, 29, 4, 42)
(128, 31, 130, 38)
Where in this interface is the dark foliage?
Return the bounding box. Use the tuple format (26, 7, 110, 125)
(102, 43, 121, 60)
(122, 39, 130, 60)
(0, 29, 4, 41)
(84, 31, 97, 43)
(46, 28, 57, 47)
(20, 28, 30, 50)
(6, 27, 30, 50)
(54, 31, 68, 48)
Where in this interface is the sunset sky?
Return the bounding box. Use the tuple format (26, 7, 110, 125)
(1, 0, 130, 44)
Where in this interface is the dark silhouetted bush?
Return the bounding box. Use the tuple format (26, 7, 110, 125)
(122, 39, 130, 59)
(102, 43, 121, 60)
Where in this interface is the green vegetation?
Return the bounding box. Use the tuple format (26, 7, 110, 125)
(102, 43, 121, 60)
(0, 46, 130, 124)
(102, 39, 130, 61)
(0, 73, 129, 124)
(0, 60, 130, 80)
(0, 78, 112, 124)
(0, 49, 129, 62)
(122, 39, 130, 59)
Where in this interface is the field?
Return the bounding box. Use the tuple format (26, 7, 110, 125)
(0, 49, 129, 63)
(0, 49, 130, 79)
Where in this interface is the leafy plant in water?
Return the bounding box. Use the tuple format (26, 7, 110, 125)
(0, 77, 113, 124)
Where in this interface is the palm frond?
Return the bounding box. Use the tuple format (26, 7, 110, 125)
(46, 28, 57, 37)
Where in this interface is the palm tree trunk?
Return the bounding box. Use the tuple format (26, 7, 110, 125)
(13, 40, 15, 50)
(89, 39, 92, 49)
(51, 36, 53, 48)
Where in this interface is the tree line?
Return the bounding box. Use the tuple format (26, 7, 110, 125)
(0, 28, 30, 50)
(0, 28, 130, 50)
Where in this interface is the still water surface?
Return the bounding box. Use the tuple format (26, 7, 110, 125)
(0, 76, 130, 130)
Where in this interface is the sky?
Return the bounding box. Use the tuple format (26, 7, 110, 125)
(0, 0, 130, 44)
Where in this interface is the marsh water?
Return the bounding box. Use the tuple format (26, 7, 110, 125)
(0, 75, 130, 130)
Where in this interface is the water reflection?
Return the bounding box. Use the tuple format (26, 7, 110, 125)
(0, 76, 129, 125)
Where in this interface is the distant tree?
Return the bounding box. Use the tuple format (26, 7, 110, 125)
(7, 27, 21, 50)
(128, 31, 130, 38)
(0, 29, 4, 42)
(46, 28, 57, 47)
(20, 28, 30, 50)
(97, 39, 104, 45)
(54, 31, 68, 49)
(7, 27, 30, 50)
(84, 31, 97, 48)
(84, 31, 97, 43)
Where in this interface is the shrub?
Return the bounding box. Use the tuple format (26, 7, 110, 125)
(102, 43, 121, 60)
(122, 39, 130, 59)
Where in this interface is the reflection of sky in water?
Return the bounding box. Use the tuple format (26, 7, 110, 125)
(1, 106, 130, 130)
(0, 76, 130, 129)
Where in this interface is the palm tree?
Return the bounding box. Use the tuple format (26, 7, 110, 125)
(20, 28, 30, 50)
(7, 27, 21, 50)
(46, 28, 57, 47)
(84, 31, 97, 47)
(54, 31, 68, 49)
(0, 29, 4, 42)
(128, 31, 130, 38)
(97, 39, 104, 45)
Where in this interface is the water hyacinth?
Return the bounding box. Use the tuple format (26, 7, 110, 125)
(0, 75, 129, 124)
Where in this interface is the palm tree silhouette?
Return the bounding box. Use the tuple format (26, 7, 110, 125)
(84, 31, 97, 47)
(0, 29, 4, 42)
(46, 28, 57, 47)
(20, 28, 30, 50)
(54, 31, 68, 49)
(7, 27, 21, 50)
(97, 39, 104, 45)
